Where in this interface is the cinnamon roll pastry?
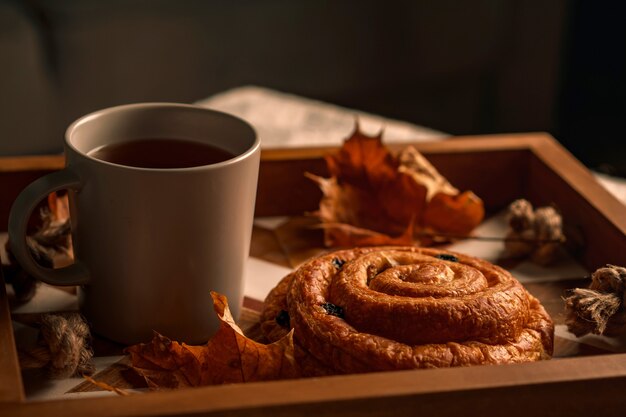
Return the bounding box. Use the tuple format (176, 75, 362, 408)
(261, 246, 553, 376)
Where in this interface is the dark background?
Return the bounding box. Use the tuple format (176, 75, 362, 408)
(1, 0, 625, 177)
(556, 1, 626, 176)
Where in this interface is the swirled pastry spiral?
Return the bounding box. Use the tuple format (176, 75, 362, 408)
(261, 246, 553, 376)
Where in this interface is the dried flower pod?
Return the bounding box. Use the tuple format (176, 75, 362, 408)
(504, 199, 564, 265)
(507, 199, 535, 232)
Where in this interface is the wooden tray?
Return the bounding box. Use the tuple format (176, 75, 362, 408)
(1, 133, 626, 416)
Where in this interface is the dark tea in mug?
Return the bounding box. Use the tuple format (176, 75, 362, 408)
(88, 138, 235, 168)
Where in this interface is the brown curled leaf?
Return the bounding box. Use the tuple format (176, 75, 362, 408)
(125, 292, 299, 389)
(422, 191, 485, 235)
(317, 221, 415, 247)
(83, 375, 131, 396)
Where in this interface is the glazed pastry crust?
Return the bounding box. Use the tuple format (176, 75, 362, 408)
(261, 246, 554, 376)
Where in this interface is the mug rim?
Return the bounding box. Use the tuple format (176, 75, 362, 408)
(65, 102, 260, 172)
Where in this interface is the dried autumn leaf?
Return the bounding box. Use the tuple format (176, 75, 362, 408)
(422, 191, 485, 235)
(325, 125, 398, 189)
(318, 221, 415, 247)
(48, 192, 70, 223)
(83, 375, 131, 396)
(125, 292, 299, 389)
(397, 146, 458, 201)
(305, 173, 407, 242)
(309, 124, 484, 246)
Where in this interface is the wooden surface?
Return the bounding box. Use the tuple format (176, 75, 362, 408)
(1, 133, 626, 416)
(0, 269, 24, 403)
(1, 354, 626, 417)
(255, 132, 539, 217)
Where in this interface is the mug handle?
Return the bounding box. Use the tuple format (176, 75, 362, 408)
(8, 169, 89, 286)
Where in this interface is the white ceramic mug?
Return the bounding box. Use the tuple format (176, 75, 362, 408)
(8, 103, 260, 345)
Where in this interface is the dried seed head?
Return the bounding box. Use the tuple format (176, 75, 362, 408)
(534, 206, 563, 241)
(507, 199, 535, 232)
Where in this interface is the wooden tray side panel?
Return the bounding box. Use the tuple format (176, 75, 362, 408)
(422, 149, 530, 212)
(526, 143, 626, 270)
(255, 148, 530, 218)
(255, 154, 326, 217)
(0, 139, 536, 227)
(527, 157, 624, 270)
(0, 269, 24, 403)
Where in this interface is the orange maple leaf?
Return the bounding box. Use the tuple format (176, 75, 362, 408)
(125, 292, 299, 389)
(308, 124, 484, 247)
